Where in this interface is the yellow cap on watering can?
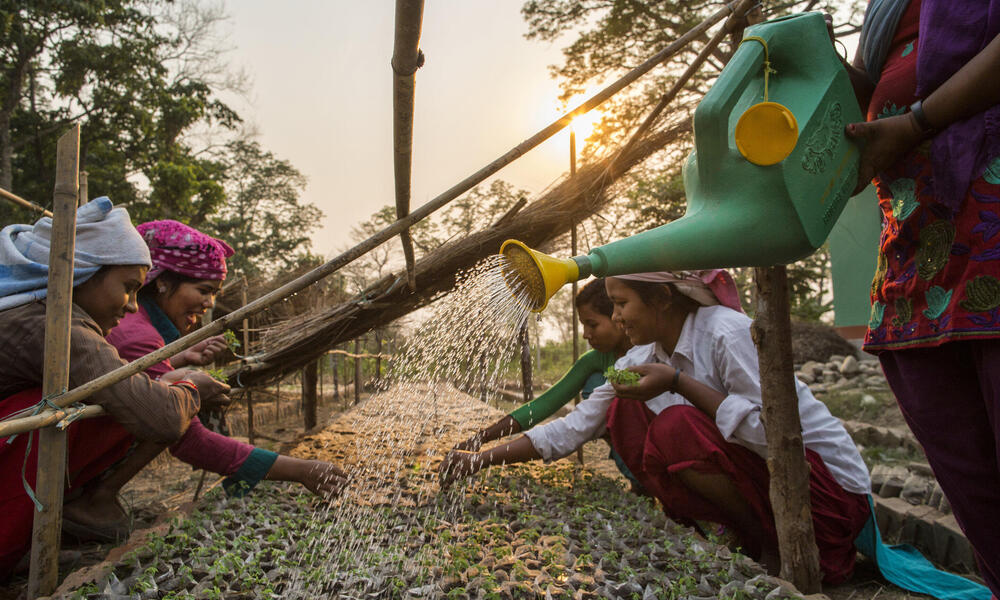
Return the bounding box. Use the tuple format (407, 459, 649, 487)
(499, 240, 579, 312)
(733, 36, 798, 166)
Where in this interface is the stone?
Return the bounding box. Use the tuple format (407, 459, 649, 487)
(899, 504, 937, 548)
(933, 514, 976, 570)
(839, 355, 861, 376)
(860, 394, 878, 407)
(901, 474, 931, 505)
(874, 496, 912, 539)
(796, 371, 814, 384)
(800, 361, 823, 378)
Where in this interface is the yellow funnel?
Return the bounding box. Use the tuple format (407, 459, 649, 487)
(499, 240, 580, 312)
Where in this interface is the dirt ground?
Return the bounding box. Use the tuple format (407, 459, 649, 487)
(1, 384, 981, 600)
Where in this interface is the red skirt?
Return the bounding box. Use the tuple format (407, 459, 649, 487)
(606, 398, 869, 584)
(0, 388, 134, 578)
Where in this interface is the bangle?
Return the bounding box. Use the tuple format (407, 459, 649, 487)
(171, 379, 197, 391)
(908, 99, 937, 136)
(671, 368, 682, 392)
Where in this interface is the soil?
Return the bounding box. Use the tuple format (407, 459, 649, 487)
(2, 382, 979, 600)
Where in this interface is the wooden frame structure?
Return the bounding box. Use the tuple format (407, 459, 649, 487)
(0, 2, 824, 594)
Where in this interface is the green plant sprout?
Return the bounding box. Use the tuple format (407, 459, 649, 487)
(223, 329, 241, 353)
(604, 366, 641, 386)
(205, 367, 227, 382)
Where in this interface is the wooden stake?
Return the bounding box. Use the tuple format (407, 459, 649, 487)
(242, 284, 254, 445)
(519, 322, 533, 403)
(354, 338, 362, 405)
(28, 123, 79, 598)
(78, 170, 88, 206)
(302, 361, 317, 431)
(570, 127, 584, 465)
(751, 266, 822, 593)
(392, 0, 425, 291)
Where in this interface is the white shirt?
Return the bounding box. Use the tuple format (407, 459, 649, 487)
(525, 305, 871, 495)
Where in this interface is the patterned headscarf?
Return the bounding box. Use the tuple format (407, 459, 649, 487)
(612, 270, 744, 313)
(137, 220, 233, 283)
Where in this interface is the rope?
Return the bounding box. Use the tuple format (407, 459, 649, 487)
(739, 36, 777, 102)
(2, 390, 68, 512)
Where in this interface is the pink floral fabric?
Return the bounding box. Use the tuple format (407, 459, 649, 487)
(137, 220, 233, 282)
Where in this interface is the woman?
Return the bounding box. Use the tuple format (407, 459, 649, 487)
(86, 219, 346, 532)
(842, 0, 1000, 593)
(441, 270, 871, 583)
(0, 199, 213, 576)
(450, 278, 640, 488)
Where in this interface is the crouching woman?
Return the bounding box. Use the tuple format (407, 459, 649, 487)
(442, 270, 871, 584)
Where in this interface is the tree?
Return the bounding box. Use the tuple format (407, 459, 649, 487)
(1, 0, 241, 226)
(208, 139, 320, 278)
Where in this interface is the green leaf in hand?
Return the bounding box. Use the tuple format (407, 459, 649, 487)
(604, 367, 640, 386)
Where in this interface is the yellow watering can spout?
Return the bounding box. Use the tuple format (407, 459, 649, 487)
(499, 240, 580, 312)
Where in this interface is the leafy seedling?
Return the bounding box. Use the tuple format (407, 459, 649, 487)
(604, 366, 641, 386)
(205, 367, 227, 382)
(223, 329, 241, 353)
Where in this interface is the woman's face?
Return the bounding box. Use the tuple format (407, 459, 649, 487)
(157, 278, 223, 333)
(604, 277, 666, 346)
(578, 302, 628, 354)
(73, 265, 149, 335)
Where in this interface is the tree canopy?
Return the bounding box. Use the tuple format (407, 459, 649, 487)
(0, 0, 319, 276)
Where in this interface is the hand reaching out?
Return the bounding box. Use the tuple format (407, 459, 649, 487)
(173, 335, 229, 367)
(438, 450, 482, 489)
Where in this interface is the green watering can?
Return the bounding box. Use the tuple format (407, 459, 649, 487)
(502, 11, 863, 311)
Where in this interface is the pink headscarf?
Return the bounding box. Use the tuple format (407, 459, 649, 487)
(613, 270, 744, 313)
(137, 220, 234, 283)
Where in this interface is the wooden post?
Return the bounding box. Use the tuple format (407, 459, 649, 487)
(354, 338, 362, 405)
(392, 0, 425, 290)
(570, 126, 584, 465)
(318, 356, 324, 406)
(242, 285, 254, 445)
(519, 321, 533, 403)
(28, 123, 79, 598)
(332, 352, 340, 401)
(751, 266, 822, 593)
(78, 170, 88, 206)
(302, 361, 317, 431)
(375, 329, 382, 382)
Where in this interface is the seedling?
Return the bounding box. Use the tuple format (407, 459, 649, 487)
(223, 329, 241, 353)
(604, 366, 641, 386)
(205, 367, 227, 382)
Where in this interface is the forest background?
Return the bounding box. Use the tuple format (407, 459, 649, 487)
(0, 0, 867, 384)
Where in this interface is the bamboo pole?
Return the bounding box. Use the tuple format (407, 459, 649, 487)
(751, 266, 822, 592)
(302, 361, 318, 431)
(28, 123, 80, 598)
(242, 284, 255, 445)
(0, 186, 52, 217)
(392, 0, 425, 291)
(519, 322, 533, 403)
(78, 170, 88, 206)
(353, 339, 362, 405)
(0, 2, 739, 438)
(570, 127, 584, 466)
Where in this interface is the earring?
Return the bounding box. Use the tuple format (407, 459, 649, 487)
(158, 286, 166, 294)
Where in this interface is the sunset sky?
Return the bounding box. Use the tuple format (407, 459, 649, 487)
(223, 2, 591, 258)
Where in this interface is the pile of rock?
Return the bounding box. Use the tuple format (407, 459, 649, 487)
(795, 354, 889, 394)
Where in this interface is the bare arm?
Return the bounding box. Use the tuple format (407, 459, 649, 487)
(439, 435, 542, 488)
(453, 415, 522, 451)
